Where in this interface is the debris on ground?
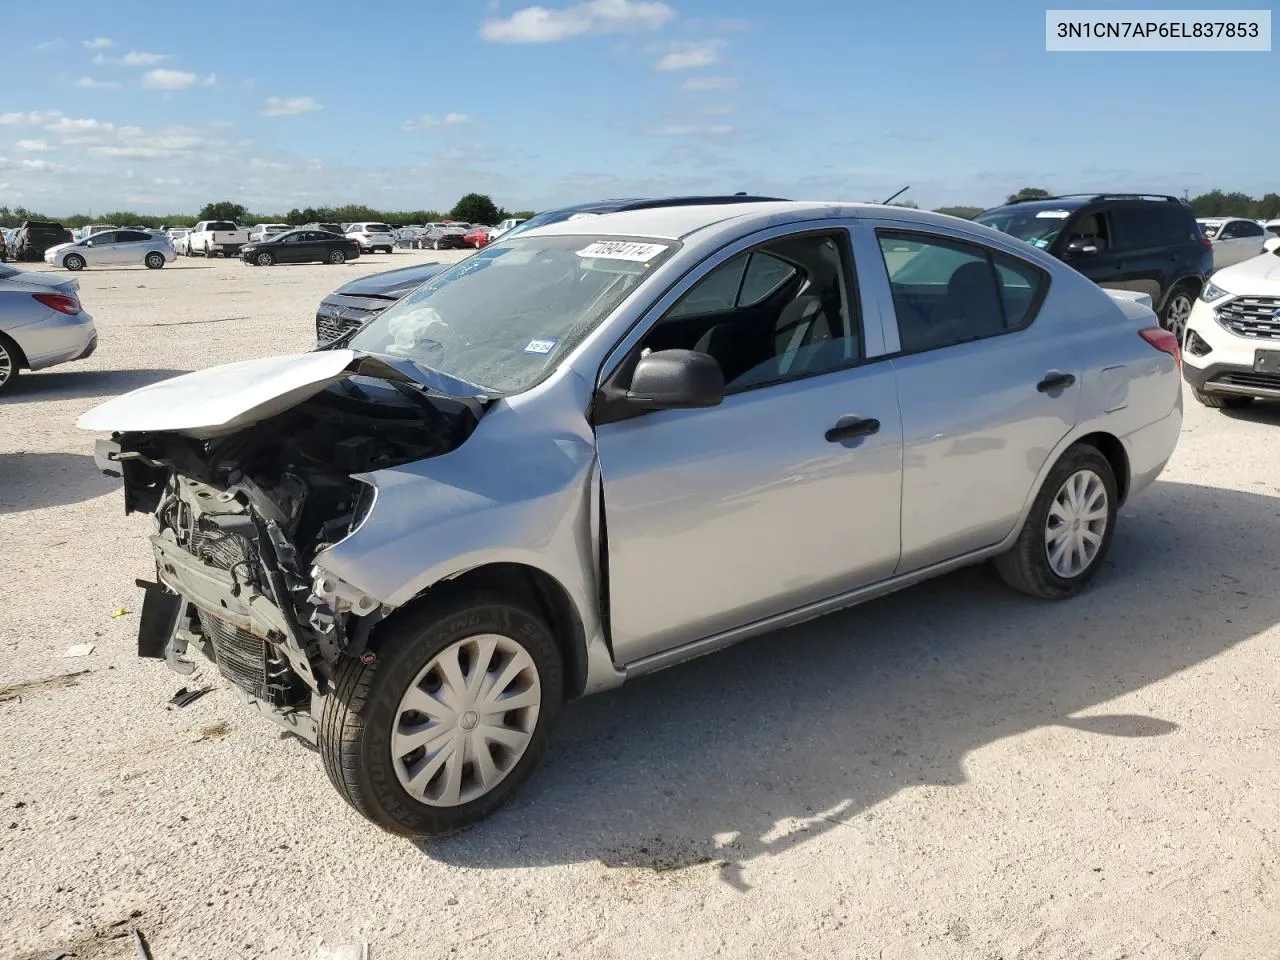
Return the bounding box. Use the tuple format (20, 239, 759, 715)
(0, 671, 90, 704)
(110, 608, 132, 619)
(314, 944, 368, 960)
(62, 644, 95, 659)
(133, 928, 154, 960)
(167, 686, 213, 709)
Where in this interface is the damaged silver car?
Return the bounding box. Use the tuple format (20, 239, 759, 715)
(80, 202, 1183, 837)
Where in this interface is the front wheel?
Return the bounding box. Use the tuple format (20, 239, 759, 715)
(1193, 388, 1253, 409)
(319, 590, 564, 838)
(327, 249, 346, 264)
(255, 251, 275, 267)
(144, 252, 165, 269)
(432, 239, 442, 250)
(994, 443, 1118, 600)
(63, 253, 86, 271)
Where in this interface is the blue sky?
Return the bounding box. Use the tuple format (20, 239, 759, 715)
(2, 0, 1275, 216)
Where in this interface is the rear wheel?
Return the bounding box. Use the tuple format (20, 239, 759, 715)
(1193, 388, 1253, 409)
(433, 238, 442, 250)
(62, 253, 86, 271)
(327, 249, 346, 264)
(1160, 286, 1195, 343)
(144, 252, 165, 269)
(319, 590, 563, 838)
(994, 443, 1118, 600)
(0, 332, 22, 394)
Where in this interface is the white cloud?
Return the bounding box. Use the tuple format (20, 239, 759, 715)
(0, 110, 65, 126)
(47, 116, 115, 135)
(654, 41, 722, 71)
(142, 68, 199, 90)
(401, 112, 473, 131)
(83, 37, 115, 49)
(19, 158, 67, 172)
(681, 75, 739, 91)
(15, 139, 51, 152)
(481, 0, 673, 43)
(202, 73, 217, 87)
(250, 158, 288, 170)
(74, 76, 123, 90)
(262, 96, 321, 116)
(88, 145, 167, 159)
(34, 38, 66, 52)
(119, 51, 171, 66)
(649, 123, 734, 136)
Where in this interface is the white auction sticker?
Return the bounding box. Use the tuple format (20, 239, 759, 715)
(1036, 210, 1071, 218)
(576, 241, 669, 262)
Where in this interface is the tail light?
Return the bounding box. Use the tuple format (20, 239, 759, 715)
(1198, 233, 1213, 249)
(1139, 327, 1180, 369)
(33, 292, 82, 316)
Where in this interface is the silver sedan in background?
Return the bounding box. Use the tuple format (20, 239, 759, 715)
(44, 228, 176, 271)
(81, 202, 1182, 837)
(0, 263, 97, 392)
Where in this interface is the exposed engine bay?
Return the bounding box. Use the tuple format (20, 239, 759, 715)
(102, 375, 485, 721)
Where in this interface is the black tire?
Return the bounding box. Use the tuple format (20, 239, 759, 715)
(63, 253, 86, 271)
(255, 251, 275, 267)
(319, 589, 564, 838)
(0, 332, 23, 395)
(1160, 284, 1196, 343)
(433, 238, 442, 250)
(144, 252, 165, 269)
(1193, 388, 1253, 409)
(994, 443, 1118, 600)
(328, 249, 346, 264)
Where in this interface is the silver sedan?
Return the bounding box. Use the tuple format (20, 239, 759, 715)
(44, 228, 176, 271)
(0, 264, 97, 393)
(81, 202, 1182, 836)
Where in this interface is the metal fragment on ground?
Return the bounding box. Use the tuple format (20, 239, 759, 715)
(166, 685, 213, 708)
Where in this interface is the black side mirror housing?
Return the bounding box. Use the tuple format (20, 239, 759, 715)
(626, 349, 724, 410)
(1064, 238, 1103, 255)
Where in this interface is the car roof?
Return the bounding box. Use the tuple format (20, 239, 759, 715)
(519, 201, 987, 242)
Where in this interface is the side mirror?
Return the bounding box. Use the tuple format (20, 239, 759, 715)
(1264, 237, 1280, 254)
(626, 349, 724, 410)
(1064, 238, 1102, 255)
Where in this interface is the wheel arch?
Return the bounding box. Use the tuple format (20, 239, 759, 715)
(1157, 275, 1203, 313)
(1074, 431, 1130, 505)
(0, 329, 29, 369)
(388, 562, 591, 700)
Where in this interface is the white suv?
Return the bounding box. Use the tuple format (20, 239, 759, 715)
(345, 222, 395, 254)
(1183, 236, 1280, 409)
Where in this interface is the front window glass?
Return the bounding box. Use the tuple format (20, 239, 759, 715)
(348, 235, 675, 395)
(974, 207, 1072, 249)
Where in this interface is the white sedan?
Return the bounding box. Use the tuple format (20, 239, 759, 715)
(1198, 217, 1268, 270)
(45, 229, 176, 271)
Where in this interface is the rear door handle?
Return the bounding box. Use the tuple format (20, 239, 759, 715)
(1037, 371, 1076, 393)
(825, 417, 880, 443)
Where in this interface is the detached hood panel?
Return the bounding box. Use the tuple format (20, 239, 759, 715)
(78, 350, 364, 438)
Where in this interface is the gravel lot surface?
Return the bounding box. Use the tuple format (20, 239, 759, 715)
(2, 252, 1279, 960)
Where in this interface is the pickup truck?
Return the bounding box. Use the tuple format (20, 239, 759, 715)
(189, 220, 250, 258)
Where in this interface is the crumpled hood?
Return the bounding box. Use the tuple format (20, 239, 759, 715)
(1213, 253, 1280, 294)
(77, 349, 486, 440)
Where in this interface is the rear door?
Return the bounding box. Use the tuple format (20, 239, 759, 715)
(594, 223, 903, 664)
(865, 221, 1077, 570)
(1106, 203, 1176, 301)
(113, 230, 153, 264)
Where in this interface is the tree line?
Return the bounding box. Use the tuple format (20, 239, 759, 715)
(4, 186, 1276, 230)
(0, 193, 535, 230)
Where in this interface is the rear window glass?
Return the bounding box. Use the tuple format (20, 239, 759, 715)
(365, 223, 392, 233)
(206, 221, 237, 232)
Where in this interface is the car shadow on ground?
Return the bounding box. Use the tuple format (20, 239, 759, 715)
(0, 452, 118, 514)
(422, 480, 1280, 882)
(0, 368, 189, 404)
(1222, 399, 1280, 426)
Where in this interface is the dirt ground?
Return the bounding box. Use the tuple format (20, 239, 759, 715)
(2, 252, 1278, 960)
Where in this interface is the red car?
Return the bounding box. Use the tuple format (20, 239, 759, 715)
(463, 225, 494, 248)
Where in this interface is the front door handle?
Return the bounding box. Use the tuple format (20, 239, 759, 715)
(1037, 371, 1076, 393)
(825, 417, 880, 443)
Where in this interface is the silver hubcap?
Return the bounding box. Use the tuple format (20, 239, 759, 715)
(257, 253, 271, 265)
(1045, 469, 1108, 579)
(391, 633, 541, 807)
(0, 343, 12, 384)
(1165, 295, 1191, 342)
(330, 251, 342, 263)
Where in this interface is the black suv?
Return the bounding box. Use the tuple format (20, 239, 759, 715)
(974, 194, 1212, 334)
(11, 220, 73, 262)
(314, 194, 787, 346)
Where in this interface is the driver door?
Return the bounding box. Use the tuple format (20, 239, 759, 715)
(593, 224, 903, 666)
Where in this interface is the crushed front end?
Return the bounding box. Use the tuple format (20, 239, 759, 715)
(96, 372, 484, 739)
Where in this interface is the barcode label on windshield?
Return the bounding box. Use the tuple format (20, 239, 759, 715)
(576, 241, 668, 262)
